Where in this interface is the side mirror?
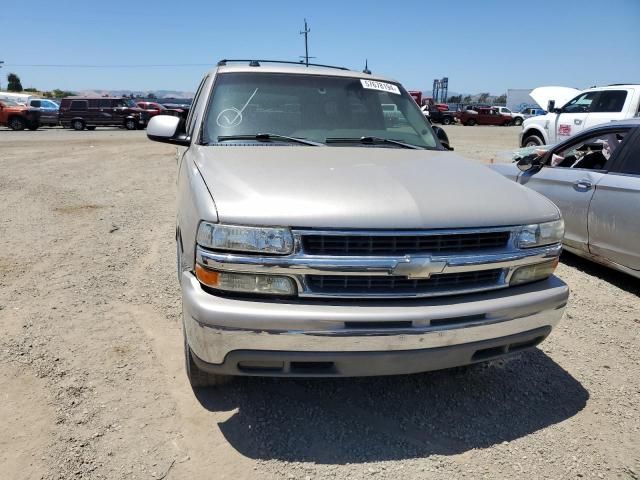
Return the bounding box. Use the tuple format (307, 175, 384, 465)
(432, 126, 454, 151)
(147, 115, 189, 146)
(547, 100, 556, 113)
(516, 153, 543, 172)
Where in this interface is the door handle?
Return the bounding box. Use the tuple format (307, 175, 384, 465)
(574, 179, 593, 191)
(574, 119, 582, 125)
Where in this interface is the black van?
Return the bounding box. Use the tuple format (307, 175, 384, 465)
(59, 97, 148, 130)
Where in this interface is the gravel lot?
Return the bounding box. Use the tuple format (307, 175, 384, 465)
(1, 126, 638, 480)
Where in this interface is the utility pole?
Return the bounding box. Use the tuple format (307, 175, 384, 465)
(299, 19, 311, 66)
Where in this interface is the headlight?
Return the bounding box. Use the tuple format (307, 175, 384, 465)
(197, 223, 294, 254)
(510, 258, 559, 286)
(516, 219, 564, 248)
(195, 264, 296, 296)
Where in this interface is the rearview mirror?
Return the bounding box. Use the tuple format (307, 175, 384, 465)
(432, 126, 454, 151)
(516, 153, 543, 172)
(147, 115, 189, 146)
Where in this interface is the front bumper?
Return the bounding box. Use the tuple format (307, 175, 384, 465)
(182, 272, 569, 376)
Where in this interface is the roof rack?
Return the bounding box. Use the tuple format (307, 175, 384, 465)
(216, 59, 349, 71)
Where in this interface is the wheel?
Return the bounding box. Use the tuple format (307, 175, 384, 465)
(124, 118, 137, 130)
(522, 134, 544, 147)
(513, 117, 523, 126)
(72, 119, 85, 131)
(466, 119, 476, 126)
(184, 327, 231, 388)
(86, 126, 96, 131)
(8, 117, 26, 131)
(442, 116, 452, 125)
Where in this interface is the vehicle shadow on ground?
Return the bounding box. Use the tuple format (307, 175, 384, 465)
(561, 251, 640, 295)
(195, 349, 587, 463)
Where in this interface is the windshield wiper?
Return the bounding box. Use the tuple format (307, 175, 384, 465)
(325, 136, 423, 149)
(216, 133, 324, 146)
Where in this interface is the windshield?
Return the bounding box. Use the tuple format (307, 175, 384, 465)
(203, 72, 438, 148)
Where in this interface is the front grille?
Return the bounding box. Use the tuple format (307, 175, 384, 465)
(301, 231, 510, 256)
(306, 269, 504, 296)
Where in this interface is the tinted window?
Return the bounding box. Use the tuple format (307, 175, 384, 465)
(591, 90, 627, 113)
(563, 92, 598, 113)
(89, 99, 99, 108)
(70, 100, 88, 111)
(99, 99, 111, 108)
(30, 100, 41, 108)
(617, 131, 640, 175)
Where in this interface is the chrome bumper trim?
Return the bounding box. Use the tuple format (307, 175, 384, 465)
(182, 273, 569, 365)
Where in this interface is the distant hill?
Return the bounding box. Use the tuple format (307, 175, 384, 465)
(78, 89, 194, 99)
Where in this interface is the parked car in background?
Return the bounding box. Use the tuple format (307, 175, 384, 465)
(493, 106, 524, 126)
(520, 84, 640, 147)
(518, 107, 546, 119)
(421, 104, 457, 125)
(492, 119, 640, 278)
(459, 107, 512, 126)
(59, 96, 148, 130)
(0, 99, 41, 130)
(136, 101, 184, 119)
(0, 91, 35, 105)
(146, 59, 568, 387)
(26, 98, 59, 126)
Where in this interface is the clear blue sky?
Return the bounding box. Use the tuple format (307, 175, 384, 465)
(1, 0, 639, 94)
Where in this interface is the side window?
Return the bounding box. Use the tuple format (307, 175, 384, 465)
(31, 100, 41, 108)
(591, 90, 627, 113)
(186, 76, 209, 136)
(616, 131, 640, 175)
(70, 100, 88, 111)
(98, 99, 111, 108)
(88, 99, 99, 108)
(562, 92, 598, 113)
(548, 129, 628, 170)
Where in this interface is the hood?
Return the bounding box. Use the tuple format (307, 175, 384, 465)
(529, 86, 580, 110)
(193, 146, 560, 229)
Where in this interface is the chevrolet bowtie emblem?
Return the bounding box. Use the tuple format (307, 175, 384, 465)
(392, 256, 447, 279)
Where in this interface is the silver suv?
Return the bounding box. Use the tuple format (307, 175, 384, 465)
(147, 59, 569, 387)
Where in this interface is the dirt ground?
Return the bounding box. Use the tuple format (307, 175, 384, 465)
(0, 126, 638, 480)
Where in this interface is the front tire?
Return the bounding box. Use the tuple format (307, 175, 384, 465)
(442, 116, 452, 125)
(522, 134, 544, 147)
(28, 123, 39, 131)
(72, 119, 85, 131)
(513, 117, 523, 126)
(466, 119, 476, 126)
(8, 117, 26, 131)
(184, 327, 231, 388)
(124, 118, 137, 130)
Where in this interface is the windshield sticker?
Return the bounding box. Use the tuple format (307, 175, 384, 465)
(558, 124, 572, 136)
(216, 88, 259, 128)
(360, 79, 401, 95)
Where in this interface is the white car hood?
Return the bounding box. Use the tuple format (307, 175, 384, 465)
(530, 86, 580, 109)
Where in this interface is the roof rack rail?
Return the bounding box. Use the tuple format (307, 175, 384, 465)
(216, 59, 349, 71)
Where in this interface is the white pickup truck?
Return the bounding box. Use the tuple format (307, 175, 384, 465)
(520, 84, 640, 147)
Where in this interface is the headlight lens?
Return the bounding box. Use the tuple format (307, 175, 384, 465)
(195, 264, 296, 296)
(517, 219, 564, 248)
(197, 223, 294, 254)
(510, 258, 559, 286)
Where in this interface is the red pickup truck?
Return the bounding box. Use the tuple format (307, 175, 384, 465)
(0, 99, 41, 130)
(458, 107, 512, 126)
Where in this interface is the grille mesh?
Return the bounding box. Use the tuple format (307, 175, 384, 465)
(306, 269, 503, 295)
(301, 231, 510, 256)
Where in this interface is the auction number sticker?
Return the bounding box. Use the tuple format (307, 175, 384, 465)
(360, 79, 401, 95)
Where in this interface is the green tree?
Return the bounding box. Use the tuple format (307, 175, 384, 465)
(147, 92, 157, 99)
(7, 73, 23, 92)
(478, 92, 490, 103)
(495, 93, 507, 104)
(52, 88, 76, 98)
(23, 87, 39, 92)
(462, 95, 472, 103)
(448, 95, 462, 103)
